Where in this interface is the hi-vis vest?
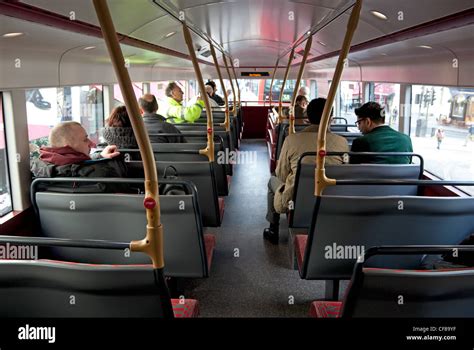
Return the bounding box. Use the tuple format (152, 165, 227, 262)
(164, 97, 204, 124)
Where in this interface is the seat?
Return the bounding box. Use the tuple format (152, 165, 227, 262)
(311, 247, 474, 318)
(296, 193, 474, 299)
(0, 259, 197, 318)
(31, 178, 215, 278)
(289, 154, 423, 230)
(124, 141, 231, 195)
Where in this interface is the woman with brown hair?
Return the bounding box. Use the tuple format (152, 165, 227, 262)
(102, 105, 138, 148)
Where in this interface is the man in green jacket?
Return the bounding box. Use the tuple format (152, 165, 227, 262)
(350, 102, 413, 164)
(163, 82, 204, 124)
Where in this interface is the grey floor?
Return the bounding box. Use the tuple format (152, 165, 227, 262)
(182, 139, 333, 317)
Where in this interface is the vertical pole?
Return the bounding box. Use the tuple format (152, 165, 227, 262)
(209, 43, 230, 132)
(289, 36, 313, 134)
(315, 0, 362, 196)
(269, 58, 280, 107)
(230, 57, 241, 108)
(182, 22, 214, 161)
(278, 48, 295, 123)
(92, 0, 164, 270)
(223, 54, 237, 117)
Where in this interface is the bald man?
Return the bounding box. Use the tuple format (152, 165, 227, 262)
(298, 86, 310, 98)
(31, 121, 127, 181)
(138, 93, 185, 143)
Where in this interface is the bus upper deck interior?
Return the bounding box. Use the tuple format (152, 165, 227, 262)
(0, 0, 473, 341)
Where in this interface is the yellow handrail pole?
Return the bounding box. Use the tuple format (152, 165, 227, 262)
(223, 54, 237, 117)
(182, 22, 214, 162)
(230, 57, 241, 108)
(269, 58, 280, 107)
(209, 42, 230, 132)
(289, 36, 312, 135)
(278, 48, 295, 123)
(92, 0, 163, 269)
(315, 0, 362, 196)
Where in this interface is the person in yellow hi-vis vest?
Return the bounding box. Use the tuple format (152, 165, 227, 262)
(163, 82, 204, 124)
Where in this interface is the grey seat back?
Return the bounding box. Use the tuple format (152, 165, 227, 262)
(155, 161, 221, 227)
(343, 267, 474, 317)
(199, 112, 240, 147)
(155, 143, 229, 195)
(290, 160, 422, 228)
(34, 181, 210, 277)
(276, 123, 360, 161)
(0, 260, 171, 317)
(175, 124, 236, 152)
(124, 143, 229, 196)
(301, 196, 474, 280)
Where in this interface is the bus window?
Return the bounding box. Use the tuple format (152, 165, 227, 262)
(339, 81, 363, 124)
(410, 85, 474, 195)
(26, 86, 104, 157)
(0, 94, 12, 217)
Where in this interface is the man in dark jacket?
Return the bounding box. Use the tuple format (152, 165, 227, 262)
(30, 121, 129, 192)
(350, 102, 413, 164)
(139, 93, 185, 143)
(205, 81, 225, 106)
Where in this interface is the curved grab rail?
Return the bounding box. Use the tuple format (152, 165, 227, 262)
(289, 36, 313, 135)
(315, 0, 362, 196)
(278, 48, 295, 123)
(92, 0, 164, 270)
(182, 22, 214, 162)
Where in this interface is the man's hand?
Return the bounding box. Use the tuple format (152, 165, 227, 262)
(100, 145, 120, 159)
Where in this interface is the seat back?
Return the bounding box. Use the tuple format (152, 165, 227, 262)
(302, 196, 474, 280)
(32, 179, 210, 277)
(124, 142, 230, 196)
(0, 260, 172, 318)
(175, 123, 236, 152)
(342, 248, 474, 317)
(155, 161, 221, 227)
(290, 158, 422, 228)
(276, 123, 360, 161)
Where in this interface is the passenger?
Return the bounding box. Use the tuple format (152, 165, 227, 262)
(297, 86, 310, 99)
(30, 121, 128, 191)
(263, 98, 349, 244)
(205, 80, 225, 106)
(436, 128, 444, 150)
(162, 82, 204, 124)
(102, 106, 138, 148)
(138, 93, 185, 143)
(205, 85, 220, 107)
(294, 95, 309, 120)
(350, 102, 413, 164)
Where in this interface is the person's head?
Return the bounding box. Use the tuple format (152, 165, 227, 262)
(306, 98, 330, 125)
(49, 121, 95, 156)
(298, 86, 310, 97)
(205, 80, 217, 93)
(138, 93, 159, 114)
(165, 82, 184, 103)
(106, 106, 131, 128)
(295, 95, 309, 109)
(354, 102, 385, 134)
(205, 85, 214, 97)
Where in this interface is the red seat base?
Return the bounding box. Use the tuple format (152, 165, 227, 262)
(218, 197, 225, 222)
(294, 234, 308, 273)
(171, 299, 200, 318)
(204, 233, 216, 271)
(309, 301, 342, 318)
